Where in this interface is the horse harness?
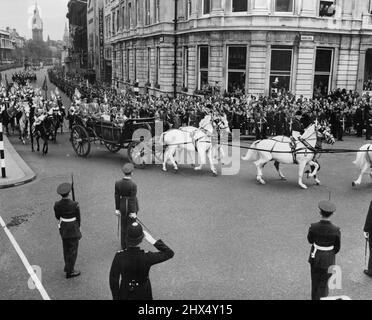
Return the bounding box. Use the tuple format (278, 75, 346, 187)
(366, 145, 372, 167)
(289, 135, 317, 165)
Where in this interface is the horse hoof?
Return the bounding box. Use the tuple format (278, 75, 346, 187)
(212, 172, 218, 177)
(174, 168, 178, 174)
(352, 182, 356, 187)
(280, 177, 287, 181)
(300, 185, 308, 190)
(162, 168, 167, 172)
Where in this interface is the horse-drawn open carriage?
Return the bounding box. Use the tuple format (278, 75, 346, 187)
(70, 115, 163, 165)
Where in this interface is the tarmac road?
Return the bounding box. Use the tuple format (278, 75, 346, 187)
(1, 67, 372, 300)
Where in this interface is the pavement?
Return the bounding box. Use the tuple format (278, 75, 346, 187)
(2, 67, 372, 300)
(0, 135, 36, 189)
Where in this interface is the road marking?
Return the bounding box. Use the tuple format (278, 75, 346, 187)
(0, 215, 51, 300)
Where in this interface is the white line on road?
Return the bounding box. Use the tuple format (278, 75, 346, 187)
(0, 215, 51, 300)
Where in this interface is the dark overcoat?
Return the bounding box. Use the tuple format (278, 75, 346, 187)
(109, 240, 174, 300)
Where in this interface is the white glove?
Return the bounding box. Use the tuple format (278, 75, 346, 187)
(129, 213, 137, 219)
(143, 230, 156, 245)
(115, 210, 121, 216)
(364, 232, 369, 240)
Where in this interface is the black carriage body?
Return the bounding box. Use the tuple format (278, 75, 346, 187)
(71, 115, 157, 158)
(90, 118, 155, 145)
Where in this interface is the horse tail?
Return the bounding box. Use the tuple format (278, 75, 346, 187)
(353, 145, 370, 169)
(158, 132, 167, 147)
(242, 141, 260, 162)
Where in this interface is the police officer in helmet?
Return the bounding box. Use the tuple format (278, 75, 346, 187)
(109, 222, 174, 300)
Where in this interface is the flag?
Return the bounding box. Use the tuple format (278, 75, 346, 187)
(42, 76, 48, 92)
(55, 87, 60, 97)
(86, 79, 89, 88)
(5, 74, 9, 87)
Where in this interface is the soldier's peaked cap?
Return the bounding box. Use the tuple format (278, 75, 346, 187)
(122, 163, 134, 174)
(57, 183, 72, 196)
(318, 200, 336, 213)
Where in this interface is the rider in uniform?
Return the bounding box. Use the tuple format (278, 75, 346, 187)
(115, 163, 139, 250)
(291, 111, 305, 140)
(109, 222, 174, 300)
(54, 183, 82, 279)
(307, 201, 341, 300)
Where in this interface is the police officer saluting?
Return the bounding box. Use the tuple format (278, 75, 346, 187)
(54, 183, 82, 279)
(307, 201, 341, 300)
(109, 222, 174, 300)
(115, 163, 139, 250)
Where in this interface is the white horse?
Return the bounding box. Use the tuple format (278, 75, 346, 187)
(159, 115, 230, 175)
(352, 145, 372, 187)
(242, 124, 335, 189)
(19, 103, 30, 145)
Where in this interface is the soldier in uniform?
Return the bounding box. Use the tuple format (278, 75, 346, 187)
(115, 163, 139, 250)
(307, 201, 341, 300)
(365, 108, 372, 140)
(109, 222, 174, 300)
(54, 183, 82, 279)
(354, 105, 364, 137)
(291, 111, 304, 140)
(363, 200, 372, 277)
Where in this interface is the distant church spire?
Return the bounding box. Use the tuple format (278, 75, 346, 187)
(63, 22, 69, 46)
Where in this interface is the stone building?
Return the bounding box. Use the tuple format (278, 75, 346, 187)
(106, 0, 372, 98)
(87, 0, 106, 81)
(0, 30, 15, 64)
(66, 0, 88, 73)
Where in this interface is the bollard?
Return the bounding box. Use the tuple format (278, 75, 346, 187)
(0, 122, 6, 178)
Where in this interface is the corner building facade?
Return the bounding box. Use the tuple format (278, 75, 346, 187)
(107, 0, 372, 98)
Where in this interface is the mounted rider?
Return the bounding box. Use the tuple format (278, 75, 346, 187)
(32, 107, 47, 135)
(290, 110, 305, 164)
(291, 110, 305, 141)
(199, 104, 214, 132)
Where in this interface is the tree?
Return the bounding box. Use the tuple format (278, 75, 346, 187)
(24, 39, 52, 64)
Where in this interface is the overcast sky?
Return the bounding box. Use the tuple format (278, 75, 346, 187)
(0, 0, 70, 40)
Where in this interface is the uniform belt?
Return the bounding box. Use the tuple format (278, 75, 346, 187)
(311, 244, 334, 258)
(60, 217, 77, 222)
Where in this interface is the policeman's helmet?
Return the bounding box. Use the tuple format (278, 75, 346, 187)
(126, 222, 144, 247)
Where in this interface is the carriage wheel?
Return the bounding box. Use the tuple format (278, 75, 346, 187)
(127, 141, 150, 168)
(71, 125, 91, 157)
(105, 143, 122, 153)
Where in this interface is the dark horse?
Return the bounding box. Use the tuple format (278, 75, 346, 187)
(51, 110, 64, 142)
(1, 104, 17, 135)
(32, 115, 55, 155)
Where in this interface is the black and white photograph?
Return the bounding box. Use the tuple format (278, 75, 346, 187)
(1, 0, 372, 308)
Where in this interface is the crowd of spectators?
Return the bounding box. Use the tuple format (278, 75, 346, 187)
(48, 68, 372, 141)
